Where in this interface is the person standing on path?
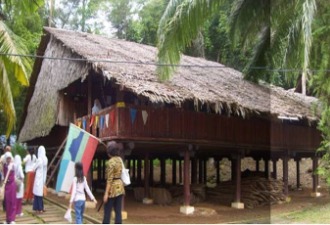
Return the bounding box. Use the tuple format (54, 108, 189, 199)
(0, 145, 11, 212)
(102, 141, 125, 224)
(14, 155, 25, 217)
(3, 152, 17, 224)
(23, 146, 37, 204)
(32, 146, 48, 214)
(69, 162, 97, 224)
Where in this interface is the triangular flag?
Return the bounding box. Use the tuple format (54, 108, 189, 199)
(89, 115, 95, 127)
(95, 116, 99, 129)
(130, 108, 137, 124)
(100, 115, 104, 129)
(82, 118, 86, 130)
(142, 110, 148, 125)
(105, 114, 109, 128)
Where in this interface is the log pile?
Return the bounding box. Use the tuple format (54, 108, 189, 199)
(207, 177, 286, 209)
(133, 187, 172, 205)
(169, 184, 206, 204)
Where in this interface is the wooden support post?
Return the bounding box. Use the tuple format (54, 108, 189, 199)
(203, 158, 207, 184)
(144, 153, 150, 198)
(283, 155, 289, 197)
(97, 158, 101, 187)
(137, 159, 142, 184)
(149, 159, 154, 186)
(256, 158, 260, 172)
(179, 160, 183, 184)
(160, 157, 166, 185)
(88, 74, 92, 115)
(296, 158, 301, 189)
(216, 159, 220, 184)
(231, 153, 244, 209)
(132, 159, 136, 182)
(172, 159, 177, 185)
(143, 153, 153, 204)
(183, 150, 190, 206)
(198, 159, 203, 184)
(311, 156, 321, 197)
(179, 148, 194, 215)
(191, 158, 197, 184)
(272, 159, 277, 179)
(265, 159, 269, 179)
(231, 159, 236, 181)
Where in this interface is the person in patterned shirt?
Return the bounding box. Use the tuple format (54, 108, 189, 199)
(102, 141, 125, 224)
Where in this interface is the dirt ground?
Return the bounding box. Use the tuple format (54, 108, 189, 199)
(46, 158, 329, 224)
(46, 185, 330, 224)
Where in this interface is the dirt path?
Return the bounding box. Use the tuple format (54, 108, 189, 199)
(43, 186, 329, 224)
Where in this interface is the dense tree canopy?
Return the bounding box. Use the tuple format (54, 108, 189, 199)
(0, 0, 44, 137)
(1, 0, 330, 187)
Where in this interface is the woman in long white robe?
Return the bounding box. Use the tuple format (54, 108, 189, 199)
(14, 155, 24, 216)
(32, 145, 48, 213)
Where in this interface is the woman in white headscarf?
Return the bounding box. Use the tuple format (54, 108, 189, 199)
(32, 145, 48, 213)
(14, 155, 24, 216)
(92, 98, 102, 115)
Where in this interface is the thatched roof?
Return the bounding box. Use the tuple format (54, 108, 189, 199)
(19, 27, 320, 142)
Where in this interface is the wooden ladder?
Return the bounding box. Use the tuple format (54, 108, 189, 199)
(46, 137, 67, 187)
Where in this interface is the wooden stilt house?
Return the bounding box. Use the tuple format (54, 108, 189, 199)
(19, 27, 322, 212)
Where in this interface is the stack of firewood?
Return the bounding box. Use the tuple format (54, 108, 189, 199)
(207, 177, 286, 208)
(169, 184, 206, 204)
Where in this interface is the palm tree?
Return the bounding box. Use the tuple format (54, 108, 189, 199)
(156, 0, 222, 80)
(157, 0, 316, 95)
(0, 21, 31, 137)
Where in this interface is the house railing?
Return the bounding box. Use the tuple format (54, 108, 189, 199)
(74, 103, 321, 150)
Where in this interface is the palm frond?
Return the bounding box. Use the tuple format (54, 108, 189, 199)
(300, 0, 316, 71)
(243, 27, 270, 82)
(157, 0, 222, 80)
(229, 0, 269, 46)
(0, 60, 16, 137)
(0, 20, 31, 86)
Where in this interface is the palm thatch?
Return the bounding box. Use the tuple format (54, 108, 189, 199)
(19, 27, 320, 142)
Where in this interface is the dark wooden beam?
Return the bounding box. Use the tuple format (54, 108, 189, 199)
(183, 149, 191, 206)
(283, 154, 289, 196)
(144, 153, 150, 198)
(234, 153, 242, 202)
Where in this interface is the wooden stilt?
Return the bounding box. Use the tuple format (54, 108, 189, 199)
(272, 159, 277, 179)
(137, 159, 142, 184)
(191, 158, 197, 184)
(216, 158, 220, 184)
(231, 153, 244, 209)
(283, 155, 289, 197)
(160, 157, 166, 185)
(172, 158, 177, 185)
(198, 159, 203, 184)
(296, 158, 300, 189)
(180, 148, 194, 214)
(265, 159, 269, 179)
(149, 159, 154, 186)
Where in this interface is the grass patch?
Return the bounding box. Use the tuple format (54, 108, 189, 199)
(272, 202, 330, 223)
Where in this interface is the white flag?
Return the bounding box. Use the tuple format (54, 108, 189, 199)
(142, 110, 148, 125)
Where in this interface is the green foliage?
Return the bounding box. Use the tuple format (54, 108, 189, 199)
(136, 0, 168, 45)
(157, 0, 222, 80)
(54, 0, 107, 33)
(309, 0, 330, 187)
(0, 0, 44, 137)
(11, 142, 27, 159)
(105, 0, 136, 39)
